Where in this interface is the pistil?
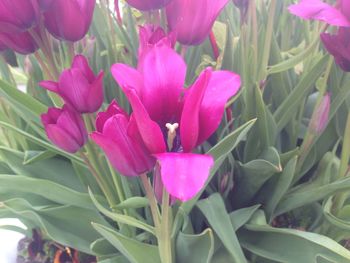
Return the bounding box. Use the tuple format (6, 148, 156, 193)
(165, 123, 179, 150)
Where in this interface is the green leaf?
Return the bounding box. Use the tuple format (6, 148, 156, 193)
(232, 147, 282, 207)
(275, 176, 350, 216)
(2, 198, 108, 254)
(181, 119, 256, 214)
(92, 223, 161, 263)
(0, 122, 84, 165)
(89, 189, 156, 235)
(197, 193, 247, 263)
(239, 224, 350, 263)
(230, 205, 261, 231)
(115, 197, 149, 210)
(176, 228, 215, 263)
(23, 150, 56, 165)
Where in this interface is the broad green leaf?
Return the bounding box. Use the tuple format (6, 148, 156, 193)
(239, 224, 350, 263)
(181, 119, 256, 214)
(23, 150, 56, 165)
(176, 228, 214, 263)
(92, 223, 161, 263)
(197, 193, 247, 263)
(230, 205, 261, 231)
(232, 147, 281, 207)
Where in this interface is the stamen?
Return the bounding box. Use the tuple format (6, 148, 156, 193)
(165, 123, 179, 150)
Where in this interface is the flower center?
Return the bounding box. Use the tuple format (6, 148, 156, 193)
(165, 122, 179, 150)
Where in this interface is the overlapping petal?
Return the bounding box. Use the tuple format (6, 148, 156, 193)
(288, 0, 350, 27)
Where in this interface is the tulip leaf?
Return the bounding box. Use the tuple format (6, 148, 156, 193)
(89, 189, 156, 235)
(230, 205, 261, 231)
(0, 122, 84, 165)
(175, 228, 215, 263)
(1, 197, 108, 254)
(239, 224, 350, 263)
(181, 119, 256, 214)
(197, 193, 247, 263)
(92, 223, 161, 263)
(23, 150, 56, 165)
(115, 197, 149, 210)
(0, 79, 47, 122)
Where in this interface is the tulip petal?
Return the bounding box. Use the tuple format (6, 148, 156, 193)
(197, 71, 241, 145)
(95, 100, 128, 132)
(180, 68, 211, 152)
(288, 0, 350, 27)
(126, 0, 172, 11)
(125, 89, 167, 154)
(86, 71, 104, 113)
(59, 68, 90, 112)
(154, 153, 214, 202)
(140, 45, 186, 124)
(39, 80, 59, 93)
(91, 115, 154, 176)
(46, 124, 81, 153)
(111, 63, 143, 96)
(72, 55, 95, 82)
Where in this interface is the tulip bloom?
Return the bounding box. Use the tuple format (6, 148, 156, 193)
(40, 55, 104, 113)
(321, 28, 350, 72)
(126, 0, 172, 11)
(91, 101, 155, 177)
(0, 30, 38, 54)
(111, 45, 240, 201)
(166, 0, 229, 45)
(43, 0, 95, 42)
(0, 0, 39, 33)
(41, 106, 88, 153)
(288, 0, 350, 27)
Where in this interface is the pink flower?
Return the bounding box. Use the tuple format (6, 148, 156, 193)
(40, 55, 104, 113)
(166, 0, 229, 45)
(0, 0, 39, 33)
(288, 0, 350, 27)
(309, 92, 330, 134)
(111, 45, 241, 201)
(91, 101, 155, 177)
(321, 27, 350, 71)
(0, 30, 38, 54)
(125, 0, 173, 11)
(41, 106, 88, 153)
(43, 0, 96, 42)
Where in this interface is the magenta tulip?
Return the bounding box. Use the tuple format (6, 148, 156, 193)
(40, 55, 104, 113)
(126, 0, 173, 11)
(111, 45, 241, 201)
(288, 0, 350, 27)
(0, 0, 39, 33)
(41, 106, 88, 153)
(43, 0, 95, 41)
(0, 30, 38, 54)
(321, 27, 350, 72)
(91, 101, 155, 177)
(166, 0, 229, 45)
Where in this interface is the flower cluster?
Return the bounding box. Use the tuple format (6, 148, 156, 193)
(289, 0, 350, 71)
(0, 0, 95, 54)
(36, 0, 241, 203)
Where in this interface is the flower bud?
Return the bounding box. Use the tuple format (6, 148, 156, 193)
(40, 55, 104, 113)
(0, 0, 39, 33)
(0, 30, 38, 55)
(91, 101, 155, 177)
(166, 0, 229, 46)
(126, 0, 173, 11)
(43, 0, 96, 42)
(41, 106, 88, 153)
(309, 93, 330, 135)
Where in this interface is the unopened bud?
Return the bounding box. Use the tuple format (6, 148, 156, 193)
(310, 93, 330, 134)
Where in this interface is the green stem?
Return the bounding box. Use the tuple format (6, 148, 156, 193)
(332, 113, 350, 213)
(140, 173, 161, 230)
(159, 190, 173, 263)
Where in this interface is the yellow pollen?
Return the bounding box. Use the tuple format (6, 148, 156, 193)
(165, 123, 179, 150)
